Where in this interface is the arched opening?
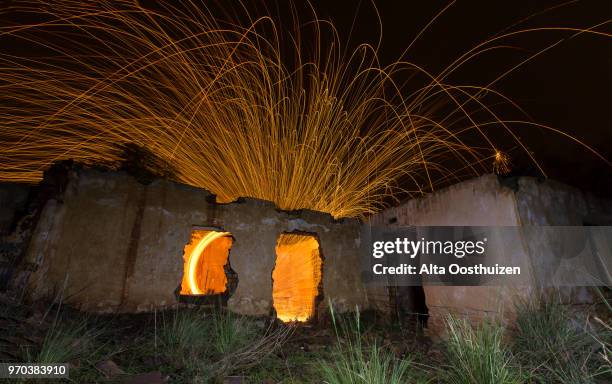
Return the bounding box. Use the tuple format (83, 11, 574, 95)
(180, 229, 233, 296)
(272, 233, 322, 322)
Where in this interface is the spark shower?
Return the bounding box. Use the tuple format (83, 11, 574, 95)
(0, 0, 608, 218)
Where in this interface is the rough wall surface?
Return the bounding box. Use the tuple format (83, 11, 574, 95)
(515, 177, 612, 226)
(27, 172, 144, 311)
(26, 169, 367, 316)
(370, 174, 519, 227)
(368, 174, 611, 334)
(514, 177, 612, 302)
(22, 169, 610, 322)
(369, 174, 525, 332)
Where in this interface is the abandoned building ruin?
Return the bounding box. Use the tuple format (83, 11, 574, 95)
(1, 163, 610, 329)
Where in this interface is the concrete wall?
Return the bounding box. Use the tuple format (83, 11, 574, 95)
(21, 168, 611, 323)
(515, 177, 612, 226)
(369, 175, 524, 332)
(370, 175, 520, 227)
(368, 174, 612, 333)
(514, 177, 612, 301)
(25, 168, 367, 316)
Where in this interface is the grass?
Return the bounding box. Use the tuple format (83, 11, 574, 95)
(513, 291, 612, 384)
(31, 320, 101, 364)
(318, 304, 426, 384)
(319, 342, 418, 384)
(210, 310, 258, 356)
(6, 292, 610, 383)
(442, 316, 523, 384)
(153, 307, 213, 380)
(158, 308, 211, 356)
(19, 313, 113, 383)
(152, 307, 292, 382)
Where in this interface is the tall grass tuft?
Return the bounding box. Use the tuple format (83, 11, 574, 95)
(22, 317, 105, 365)
(319, 304, 423, 384)
(211, 312, 293, 379)
(157, 307, 292, 381)
(158, 307, 210, 356)
(442, 316, 523, 384)
(513, 293, 611, 384)
(210, 310, 258, 356)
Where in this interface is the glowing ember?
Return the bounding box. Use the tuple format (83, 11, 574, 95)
(272, 234, 322, 322)
(0, 1, 606, 218)
(180, 230, 232, 295)
(493, 150, 511, 175)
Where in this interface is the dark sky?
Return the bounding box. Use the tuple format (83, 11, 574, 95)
(243, 0, 612, 196)
(4, 0, 611, 196)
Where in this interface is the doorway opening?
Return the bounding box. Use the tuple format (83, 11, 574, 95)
(390, 285, 429, 329)
(180, 229, 234, 296)
(272, 233, 323, 322)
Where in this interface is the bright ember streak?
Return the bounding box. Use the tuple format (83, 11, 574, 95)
(0, 1, 607, 218)
(182, 230, 231, 295)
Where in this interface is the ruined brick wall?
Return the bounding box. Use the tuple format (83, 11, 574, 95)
(368, 174, 523, 332)
(24, 168, 368, 316)
(367, 174, 612, 334)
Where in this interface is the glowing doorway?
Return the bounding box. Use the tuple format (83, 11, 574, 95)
(180, 229, 233, 295)
(272, 233, 322, 322)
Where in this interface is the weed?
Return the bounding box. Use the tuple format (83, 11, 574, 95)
(22, 317, 104, 364)
(210, 310, 258, 356)
(318, 303, 424, 384)
(513, 292, 611, 384)
(442, 316, 523, 384)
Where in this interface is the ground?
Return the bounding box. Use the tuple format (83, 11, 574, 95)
(0, 293, 610, 383)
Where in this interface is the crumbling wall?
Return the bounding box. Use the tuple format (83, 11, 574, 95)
(26, 171, 145, 311)
(217, 201, 365, 316)
(120, 178, 215, 312)
(368, 174, 612, 334)
(369, 174, 526, 332)
(515, 177, 612, 226)
(25, 168, 367, 316)
(514, 177, 612, 302)
(370, 175, 520, 227)
(2, 163, 74, 294)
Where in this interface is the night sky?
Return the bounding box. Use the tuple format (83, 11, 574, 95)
(234, 0, 612, 196)
(3, 0, 611, 197)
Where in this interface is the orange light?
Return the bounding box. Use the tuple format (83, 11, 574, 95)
(180, 230, 232, 295)
(493, 150, 511, 175)
(272, 234, 322, 322)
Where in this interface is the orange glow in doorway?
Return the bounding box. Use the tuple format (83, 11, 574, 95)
(180, 230, 232, 295)
(272, 234, 322, 322)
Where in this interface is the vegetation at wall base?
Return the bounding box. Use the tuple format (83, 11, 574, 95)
(512, 290, 612, 384)
(318, 303, 428, 384)
(441, 316, 524, 384)
(0, 292, 610, 383)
